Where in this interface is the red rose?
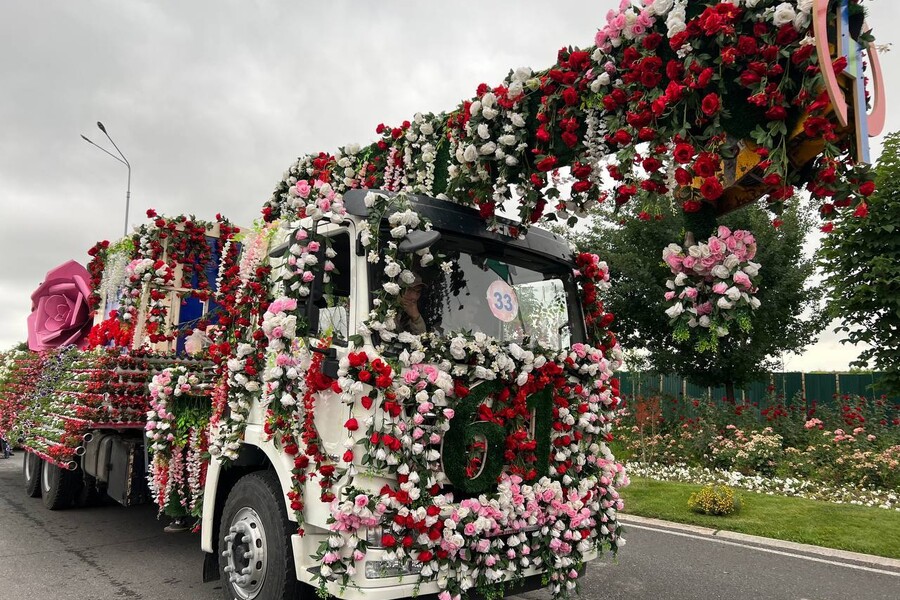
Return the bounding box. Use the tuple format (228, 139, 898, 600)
(853, 203, 869, 218)
(536, 124, 551, 143)
(381, 534, 397, 548)
(358, 370, 372, 382)
(820, 222, 834, 233)
(763, 173, 782, 186)
(765, 105, 788, 121)
(673, 143, 695, 164)
(693, 153, 720, 178)
(572, 180, 592, 193)
(375, 374, 393, 389)
(572, 163, 592, 180)
(536, 156, 558, 172)
(859, 180, 876, 196)
(561, 87, 579, 106)
(674, 167, 693, 186)
(682, 200, 703, 213)
(344, 418, 359, 431)
(737, 36, 757, 55)
(642, 157, 662, 173)
(700, 177, 724, 201)
(561, 131, 579, 148)
(739, 71, 762, 86)
(360, 396, 373, 409)
(701, 93, 721, 116)
(342, 449, 354, 462)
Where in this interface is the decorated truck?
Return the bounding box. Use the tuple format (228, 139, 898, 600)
(0, 1, 884, 600)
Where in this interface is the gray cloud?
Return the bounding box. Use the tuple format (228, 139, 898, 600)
(2, 0, 896, 371)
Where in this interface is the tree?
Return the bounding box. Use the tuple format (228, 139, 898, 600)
(819, 131, 900, 396)
(578, 201, 826, 400)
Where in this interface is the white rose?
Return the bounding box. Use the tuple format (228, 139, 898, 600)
(390, 225, 407, 239)
(477, 123, 491, 140)
(384, 262, 401, 278)
(510, 113, 526, 127)
(479, 142, 497, 155)
(513, 67, 532, 82)
(725, 286, 741, 301)
(674, 272, 688, 286)
(772, 2, 797, 27)
(463, 144, 478, 162)
(508, 80, 524, 98)
(723, 255, 740, 270)
(482, 106, 498, 120)
(716, 297, 734, 310)
(711, 265, 731, 279)
(665, 303, 684, 319)
(383, 282, 401, 295)
(469, 101, 482, 116)
(399, 270, 416, 285)
(743, 261, 760, 277)
(651, 0, 675, 16)
(699, 315, 711, 328)
(498, 134, 517, 146)
(749, 296, 762, 309)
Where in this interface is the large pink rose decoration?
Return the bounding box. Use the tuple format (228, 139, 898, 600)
(27, 260, 94, 351)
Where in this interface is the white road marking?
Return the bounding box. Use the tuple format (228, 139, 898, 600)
(625, 522, 900, 578)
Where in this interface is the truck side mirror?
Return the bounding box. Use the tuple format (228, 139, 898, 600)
(398, 230, 441, 253)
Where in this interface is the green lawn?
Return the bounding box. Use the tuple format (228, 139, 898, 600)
(620, 477, 900, 559)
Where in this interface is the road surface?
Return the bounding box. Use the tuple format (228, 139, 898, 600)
(1, 453, 897, 599)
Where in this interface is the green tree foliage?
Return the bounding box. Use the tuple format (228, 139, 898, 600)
(578, 202, 825, 398)
(819, 131, 900, 396)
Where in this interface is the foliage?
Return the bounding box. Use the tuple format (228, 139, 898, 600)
(819, 131, 900, 396)
(688, 484, 740, 516)
(579, 201, 825, 393)
(614, 392, 900, 495)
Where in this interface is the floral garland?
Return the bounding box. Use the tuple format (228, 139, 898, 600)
(147, 366, 212, 522)
(264, 0, 876, 239)
(313, 333, 627, 600)
(574, 252, 616, 351)
(662, 226, 761, 351)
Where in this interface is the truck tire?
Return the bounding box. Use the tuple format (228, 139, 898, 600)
(23, 452, 42, 498)
(218, 470, 306, 600)
(41, 460, 78, 510)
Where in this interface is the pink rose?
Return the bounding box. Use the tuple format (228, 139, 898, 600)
(664, 291, 676, 301)
(683, 287, 698, 299)
(717, 226, 732, 239)
(733, 271, 751, 289)
(707, 237, 724, 256)
(712, 282, 728, 295)
(306, 241, 320, 253)
(696, 302, 713, 316)
(27, 260, 94, 351)
(681, 255, 697, 270)
(295, 180, 311, 198)
(664, 253, 684, 272)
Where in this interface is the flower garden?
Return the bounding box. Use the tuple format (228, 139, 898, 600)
(615, 391, 900, 510)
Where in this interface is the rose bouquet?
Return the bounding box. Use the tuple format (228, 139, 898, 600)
(663, 226, 761, 351)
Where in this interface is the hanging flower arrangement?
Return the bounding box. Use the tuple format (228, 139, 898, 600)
(147, 366, 213, 524)
(662, 226, 761, 351)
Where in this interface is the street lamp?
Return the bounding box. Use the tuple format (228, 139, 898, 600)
(81, 121, 131, 237)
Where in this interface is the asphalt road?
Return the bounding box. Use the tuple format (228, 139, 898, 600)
(1, 453, 898, 600)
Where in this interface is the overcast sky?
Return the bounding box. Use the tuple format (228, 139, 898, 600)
(1, 1, 897, 371)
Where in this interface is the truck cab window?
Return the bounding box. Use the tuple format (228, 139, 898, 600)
(311, 230, 351, 344)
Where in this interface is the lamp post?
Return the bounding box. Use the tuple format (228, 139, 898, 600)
(81, 121, 131, 237)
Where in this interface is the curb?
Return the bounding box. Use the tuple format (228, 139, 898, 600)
(618, 514, 900, 571)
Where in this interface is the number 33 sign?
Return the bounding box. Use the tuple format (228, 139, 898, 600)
(487, 280, 518, 322)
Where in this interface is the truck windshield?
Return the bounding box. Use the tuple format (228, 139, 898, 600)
(412, 239, 580, 350)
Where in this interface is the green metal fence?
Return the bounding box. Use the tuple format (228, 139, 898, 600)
(616, 371, 899, 407)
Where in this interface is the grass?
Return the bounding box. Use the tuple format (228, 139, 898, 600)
(620, 477, 900, 559)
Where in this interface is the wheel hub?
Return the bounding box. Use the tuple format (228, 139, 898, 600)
(222, 506, 268, 599)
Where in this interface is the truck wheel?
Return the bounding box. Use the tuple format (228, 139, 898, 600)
(219, 470, 302, 600)
(41, 460, 78, 510)
(23, 452, 42, 498)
